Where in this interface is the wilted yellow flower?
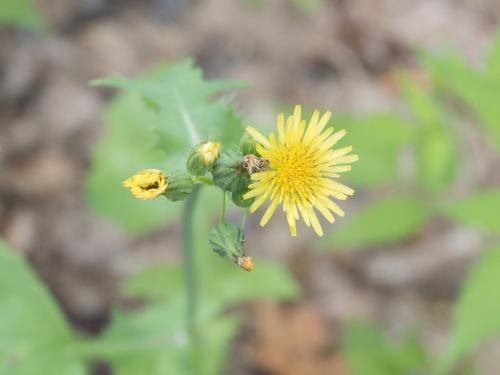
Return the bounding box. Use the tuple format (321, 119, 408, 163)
(237, 256, 254, 272)
(197, 141, 219, 165)
(122, 169, 168, 200)
(243, 105, 358, 237)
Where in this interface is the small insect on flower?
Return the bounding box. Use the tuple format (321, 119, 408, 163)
(243, 105, 359, 237)
(123, 169, 168, 200)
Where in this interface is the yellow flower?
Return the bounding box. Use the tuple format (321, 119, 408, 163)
(122, 169, 168, 200)
(199, 141, 220, 165)
(243, 105, 358, 237)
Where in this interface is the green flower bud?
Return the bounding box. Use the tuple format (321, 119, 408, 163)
(240, 132, 258, 155)
(209, 222, 253, 271)
(163, 171, 194, 201)
(186, 141, 220, 176)
(212, 150, 250, 193)
(231, 191, 253, 208)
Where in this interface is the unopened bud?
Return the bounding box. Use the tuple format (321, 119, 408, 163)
(187, 141, 220, 176)
(240, 132, 258, 155)
(209, 222, 245, 260)
(163, 171, 193, 201)
(212, 150, 250, 193)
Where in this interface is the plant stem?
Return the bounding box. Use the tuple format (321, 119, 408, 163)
(220, 191, 226, 223)
(192, 175, 214, 185)
(182, 184, 201, 341)
(241, 208, 248, 228)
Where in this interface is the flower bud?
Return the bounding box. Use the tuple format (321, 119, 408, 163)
(240, 132, 258, 155)
(186, 141, 220, 176)
(209, 223, 254, 271)
(163, 171, 193, 201)
(212, 150, 250, 193)
(209, 222, 244, 260)
(123, 169, 168, 200)
(231, 191, 253, 208)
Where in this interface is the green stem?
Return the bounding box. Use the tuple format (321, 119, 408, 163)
(220, 191, 226, 223)
(192, 176, 214, 185)
(241, 208, 248, 228)
(182, 184, 201, 341)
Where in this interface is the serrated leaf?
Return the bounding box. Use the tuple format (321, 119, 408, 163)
(0, 241, 85, 375)
(438, 248, 500, 373)
(441, 190, 500, 233)
(334, 112, 413, 188)
(343, 321, 427, 375)
(92, 59, 246, 163)
(0, 0, 44, 30)
(325, 195, 431, 250)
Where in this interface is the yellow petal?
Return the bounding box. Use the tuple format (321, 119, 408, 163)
(260, 197, 280, 226)
(246, 126, 271, 148)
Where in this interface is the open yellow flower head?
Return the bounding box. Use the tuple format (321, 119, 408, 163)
(243, 105, 359, 237)
(199, 141, 220, 165)
(122, 169, 168, 200)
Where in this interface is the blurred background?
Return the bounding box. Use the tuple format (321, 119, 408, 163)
(1, 0, 500, 374)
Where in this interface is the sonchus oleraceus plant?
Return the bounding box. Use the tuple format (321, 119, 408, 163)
(123, 104, 359, 270)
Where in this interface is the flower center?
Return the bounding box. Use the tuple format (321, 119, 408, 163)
(272, 143, 321, 202)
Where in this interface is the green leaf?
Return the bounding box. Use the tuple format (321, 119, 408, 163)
(92, 60, 246, 165)
(441, 190, 500, 233)
(486, 32, 500, 82)
(423, 47, 500, 151)
(87, 60, 246, 233)
(291, 0, 322, 12)
(325, 195, 431, 250)
(438, 248, 500, 372)
(334, 112, 413, 188)
(0, 0, 44, 30)
(0, 241, 85, 375)
(343, 321, 427, 375)
(416, 129, 457, 194)
(399, 74, 458, 193)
